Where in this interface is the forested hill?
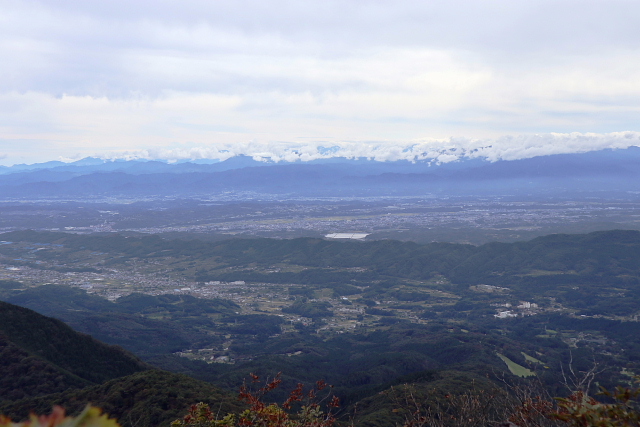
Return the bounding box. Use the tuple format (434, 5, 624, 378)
(0, 300, 242, 427)
(0, 370, 243, 427)
(5, 228, 640, 288)
(0, 300, 147, 401)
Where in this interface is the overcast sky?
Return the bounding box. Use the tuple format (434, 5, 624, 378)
(1, 0, 640, 165)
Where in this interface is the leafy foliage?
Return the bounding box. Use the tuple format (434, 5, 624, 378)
(553, 383, 640, 427)
(0, 406, 118, 427)
(0, 371, 242, 427)
(172, 374, 339, 427)
(2, 373, 640, 427)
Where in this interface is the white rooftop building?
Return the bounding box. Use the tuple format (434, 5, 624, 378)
(325, 233, 369, 240)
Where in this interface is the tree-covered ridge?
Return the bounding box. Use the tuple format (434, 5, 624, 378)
(0, 371, 243, 427)
(0, 301, 147, 386)
(0, 301, 242, 427)
(0, 335, 91, 401)
(1, 285, 241, 357)
(4, 373, 640, 427)
(5, 285, 239, 320)
(5, 229, 640, 282)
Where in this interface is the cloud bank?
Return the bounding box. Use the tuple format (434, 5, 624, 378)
(92, 131, 640, 164)
(1, 1, 640, 165)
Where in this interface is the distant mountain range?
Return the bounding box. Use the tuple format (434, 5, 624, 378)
(1, 147, 640, 199)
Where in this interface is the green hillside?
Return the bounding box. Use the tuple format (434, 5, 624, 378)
(0, 301, 240, 427)
(0, 335, 90, 401)
(5, 229, 640, 291)
(0, 370, 242, 427)
(2, 285, 239, 357)
(0, 301, 147, 401)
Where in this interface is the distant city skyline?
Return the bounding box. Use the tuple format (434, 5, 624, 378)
(1, 1, 639, 165)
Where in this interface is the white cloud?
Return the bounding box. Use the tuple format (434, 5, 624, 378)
(1, 1, 640, 165)
(81, 131, 640, 164)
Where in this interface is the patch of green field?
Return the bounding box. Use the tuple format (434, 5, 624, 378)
(521, 351, 543, 364)
(497, 353, 535, 377)
(314, 288, 334, 298)
(522, 269, 577, 276)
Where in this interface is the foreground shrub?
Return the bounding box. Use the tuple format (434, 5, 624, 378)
(552, 385, 640, 427)
(171, 373, 340, 427)
(2, 375, 638, 427)
(0, 406, 118, 427)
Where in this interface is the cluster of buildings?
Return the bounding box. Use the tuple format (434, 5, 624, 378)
(494, 301, 540, 318)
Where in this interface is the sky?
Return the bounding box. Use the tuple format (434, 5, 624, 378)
(1, 0, 640, 165)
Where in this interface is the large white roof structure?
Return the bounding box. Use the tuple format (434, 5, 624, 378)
(324, 233, 369, 240)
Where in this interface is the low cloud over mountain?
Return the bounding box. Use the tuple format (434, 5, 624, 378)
(65, 131, 640, 165)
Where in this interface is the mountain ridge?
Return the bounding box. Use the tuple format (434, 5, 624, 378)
(0, 147, 639, 198)
(0, 300, 148, 403)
